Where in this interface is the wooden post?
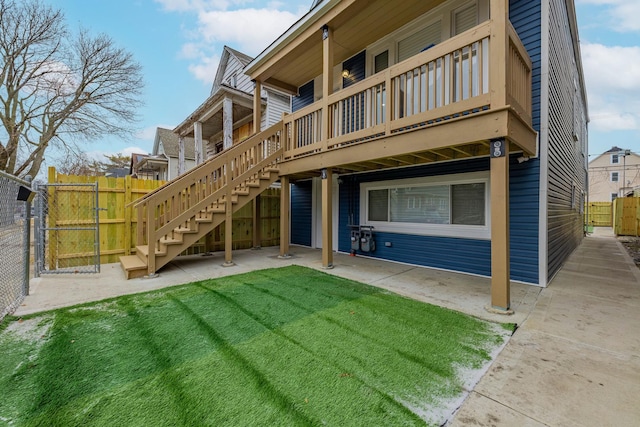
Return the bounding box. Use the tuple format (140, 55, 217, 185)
(490, 139, 510, 311)
(279, 175, 290, 257)
(223, 158, 234, 266)
(223, 97, 233, 150)
(47, 167, 57, 271)
(253, 195, 262, 248)
(194, 121, 203, 165)
(124, 175, 132, 255)
(253, 80, 262, 135)
(321, 168, 333, 268)
(178, 136, 185, 176)
(490, 0, 508, 109)
(321, 25, 334, 151)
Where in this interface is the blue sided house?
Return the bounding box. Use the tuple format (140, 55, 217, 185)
(245, 0, 588, 311)
(122, 0, 588, 314)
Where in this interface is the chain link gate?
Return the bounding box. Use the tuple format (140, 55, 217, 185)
(0, 171, 33, 321)
(34, 183, 101, 275)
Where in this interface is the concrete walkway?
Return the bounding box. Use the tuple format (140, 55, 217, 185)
(13, 228, 640, 425)
(450, 228, 640, 426)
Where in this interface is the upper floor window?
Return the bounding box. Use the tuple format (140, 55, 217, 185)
(611, 154, 619, 164)
(452, 3, 478, 36)
(227, 73, 237, 88)
(611, 172, 619, 182)
(397, 21, 441, 62)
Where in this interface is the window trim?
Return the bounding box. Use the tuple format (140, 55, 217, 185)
(611, 171, 619, 182)
(611, 154, 619, 164)
(360, 172, 491, 239)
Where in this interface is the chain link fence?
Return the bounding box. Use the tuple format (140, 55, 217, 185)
(0, 171, 33, 321)
(34, 183, 100, 275)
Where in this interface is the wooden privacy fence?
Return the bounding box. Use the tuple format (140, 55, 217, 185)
(47, 167, 280, 266)
(584, 202, 613, 227)
(613, 197, 640, 236)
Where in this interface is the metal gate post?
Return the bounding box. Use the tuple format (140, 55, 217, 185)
(95, 182, 101, 273)
(22, 176, 32, 295)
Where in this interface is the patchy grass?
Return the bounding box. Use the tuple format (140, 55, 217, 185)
(0, 266, 513, 426)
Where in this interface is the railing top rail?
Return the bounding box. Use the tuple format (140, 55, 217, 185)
(0, 170, 30, 186)
(132, 120, 283, 208)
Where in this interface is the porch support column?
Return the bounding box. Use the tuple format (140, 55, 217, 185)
(223, 97, 233, 150)
(178, 136, 185, 176)
(321, 168, 333, 269)
(490, 139, 511, 312)
(489, 0, 508, 109)
(279, 175, 291, 258)
(321, 25, 334, 150)
(223, 179, 234, 267)
(252, 195, 261, 249)
(253, 80, 262, 134)
(194, 121, 203, 165)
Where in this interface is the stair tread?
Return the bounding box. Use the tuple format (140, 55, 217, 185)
(160, 237, 182, 245)
(120, 255, 147, 270)
(123, 155, 282, 279)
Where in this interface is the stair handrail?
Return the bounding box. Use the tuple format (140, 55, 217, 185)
(132, 121, 284, 209)
(136, 121, 284, 273)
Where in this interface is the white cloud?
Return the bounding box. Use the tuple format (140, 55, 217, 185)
(577, 0, 640, 32)
(188, 54, 221, 84)
(196, 8, 299, 55)
(581, 42, 640, 132)
(154, 0, 306, 84)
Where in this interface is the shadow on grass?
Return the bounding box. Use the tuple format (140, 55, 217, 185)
(0, 265, 513, 426)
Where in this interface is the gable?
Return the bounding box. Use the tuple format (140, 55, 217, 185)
(212, 46, 255, 95)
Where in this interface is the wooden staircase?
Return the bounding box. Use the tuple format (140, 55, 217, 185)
(119, 122, 284, 279)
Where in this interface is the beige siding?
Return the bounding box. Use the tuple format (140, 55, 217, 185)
(589, 152, 640, 202)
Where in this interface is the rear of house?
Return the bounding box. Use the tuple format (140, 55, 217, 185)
(246, 0, 587, 295)
(124, 0, 587, 312)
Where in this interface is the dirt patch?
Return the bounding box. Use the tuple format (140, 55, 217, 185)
(618, 236, 640, 267)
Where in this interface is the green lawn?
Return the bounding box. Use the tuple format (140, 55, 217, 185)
(0, 266, 513, 426)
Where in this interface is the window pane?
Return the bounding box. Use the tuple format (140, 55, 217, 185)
(390, 185, 450, 224)
(374, 51, 389, 74)
(452, 183, 485, 225)
(368, 189, 389, 221)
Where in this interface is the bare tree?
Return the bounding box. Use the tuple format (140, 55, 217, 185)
(0, 0, 144, 178)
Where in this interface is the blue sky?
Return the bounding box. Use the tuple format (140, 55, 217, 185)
(45, 0, 640, 165)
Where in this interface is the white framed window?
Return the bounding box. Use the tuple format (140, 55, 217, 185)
(611, 154, 619, 164)
(365, 0, 488, 77)
(611, 172, 619, 182)
(611, 193, 618, 201)
(360, 172, 490, 239)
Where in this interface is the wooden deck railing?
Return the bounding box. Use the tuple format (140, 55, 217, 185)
(507, 22, 533, 125)
(134, 122, 283, 273)
(283, 20, 532, 159)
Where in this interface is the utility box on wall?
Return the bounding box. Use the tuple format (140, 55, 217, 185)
(359, 226, 375, 253)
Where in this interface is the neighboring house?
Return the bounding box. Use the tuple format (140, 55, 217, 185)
(104, 167, 129, 178)
(132, 128, 195, 181)
(588, 147, 640, 201)
(173, 46, 290, 160)
(123, 0, 588, 315)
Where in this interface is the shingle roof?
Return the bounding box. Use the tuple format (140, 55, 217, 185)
(225, 46, 253, 67)
(156, 128, 195, 160)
